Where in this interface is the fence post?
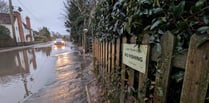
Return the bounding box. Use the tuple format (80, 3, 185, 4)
(120, 37, 127, 103)
(126, 36, 136, 102)
(104, 41, 107, 79)
(105, 42, 108, 80)
(154, 31, 175, 103)
(116, 38, 121, 71)
(108, 42, 112, 81)
(180, 34, 209, 103)
(94, 40, 96, 60)
(93, 40, 97, 73)
(102, 41, 105, 78)
(138, 34, 151, 102)
(97, 41, 99, 74)
(112, 39, 115, 73)
(129, 36, 136, 86)
(100, 41, 103, 77)
(99, 41, 101, 66)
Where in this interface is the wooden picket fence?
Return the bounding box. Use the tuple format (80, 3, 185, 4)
(92, 32, 209, 103)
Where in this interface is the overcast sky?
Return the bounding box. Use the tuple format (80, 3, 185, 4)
(9, 0, 68, 35)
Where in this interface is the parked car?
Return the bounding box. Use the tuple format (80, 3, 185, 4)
(54, 38, 65, 45)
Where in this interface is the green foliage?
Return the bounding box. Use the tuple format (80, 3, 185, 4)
(197, 36, 209, 48)
(34, 36, 49, 42)
(38, 27, 51, 41)
(64, 0, 96, 45)
(93, 0, 209, 51)
(93, 1, 209, 102)
(0, 25, 12, 40)
(96, 67, 123, 102)
(64, 0, 83, 44)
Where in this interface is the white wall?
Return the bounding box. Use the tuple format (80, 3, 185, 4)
(31, 31, 34, 41)
(1, 20, 21, 43)
(14, 20, 21, 42)
(1, 19, 34, 43)
(23, 26, 30, 42)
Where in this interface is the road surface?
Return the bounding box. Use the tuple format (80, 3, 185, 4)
(0, 42, 102, 103)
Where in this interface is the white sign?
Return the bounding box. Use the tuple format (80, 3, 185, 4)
(122, 44, 148, 73)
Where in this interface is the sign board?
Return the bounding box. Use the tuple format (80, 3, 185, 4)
(122, 44, 148, 73)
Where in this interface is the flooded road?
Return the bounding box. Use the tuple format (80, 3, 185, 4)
(0, 42, 98, 103)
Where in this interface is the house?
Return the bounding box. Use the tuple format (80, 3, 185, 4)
(0, 11, 34, 43)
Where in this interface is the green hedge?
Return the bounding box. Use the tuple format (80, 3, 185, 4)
(93, 0, 209, 52)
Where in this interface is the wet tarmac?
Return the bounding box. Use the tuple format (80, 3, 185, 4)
(0, 42, 102, 103)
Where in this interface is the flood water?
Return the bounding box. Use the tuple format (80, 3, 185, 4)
(0, 42, 91, 103)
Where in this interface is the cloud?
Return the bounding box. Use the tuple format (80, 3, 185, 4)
(12, 0, 68, 34)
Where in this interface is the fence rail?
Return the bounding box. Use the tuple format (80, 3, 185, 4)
(93, 32, 209, 103)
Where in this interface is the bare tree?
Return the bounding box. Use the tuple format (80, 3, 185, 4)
(0, 0, 9, 13)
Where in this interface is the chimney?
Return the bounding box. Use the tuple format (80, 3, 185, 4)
(26, 16, 31, 29)
(13, 11, 24, 42)
(26, 16, 32, 41)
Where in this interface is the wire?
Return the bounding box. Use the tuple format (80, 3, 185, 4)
(16, 0, 44, 27)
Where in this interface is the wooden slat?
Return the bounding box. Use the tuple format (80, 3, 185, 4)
(108, 42, 111, 80)
(101, 41, 103, 77)
(93, 40, 96, 73)
(180, 34, 209, 103)
(96, 41, 99, 74)
(124, 36, 137, 102)
(97, 41, 99, 61)
(151, 49, 187, 69)
(94, 40, 97, 60)
(154, 32, 175, 103)
(96, 40, 99, 61)
(116, 38, 120, 69)
(138, 34, 150, 102)
(99, 42, 101, 64)
(112, 40, 115, 73)
(115, 38, 120, 83)
(98, 42, 100, 75)
(105, 42, 108, 79)
(128, 36, 136, 89)
(120, 37, 127, 103)
(97, 41, 99, 62)
(102, 41, 105, 78)
(100, 42, 102, 77)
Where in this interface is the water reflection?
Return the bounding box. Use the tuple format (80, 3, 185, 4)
(53, 45, 66, 50)
(0, 46, 55, 103)
(0, 49, 37, 77)
(0, 48, 37, 101)
(35, 46, 52, 56)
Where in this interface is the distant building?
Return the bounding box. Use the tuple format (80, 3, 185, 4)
(0, 11, 34, 43)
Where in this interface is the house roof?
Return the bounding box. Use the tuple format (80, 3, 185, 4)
(0, 13, 15, 24)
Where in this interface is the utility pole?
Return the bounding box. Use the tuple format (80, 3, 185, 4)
(9, 0, 17, 45)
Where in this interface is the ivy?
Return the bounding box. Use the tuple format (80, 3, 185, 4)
(93, 0, 209, 50)
(92, 0, 209, 102)
(0, 25, 12, 40)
